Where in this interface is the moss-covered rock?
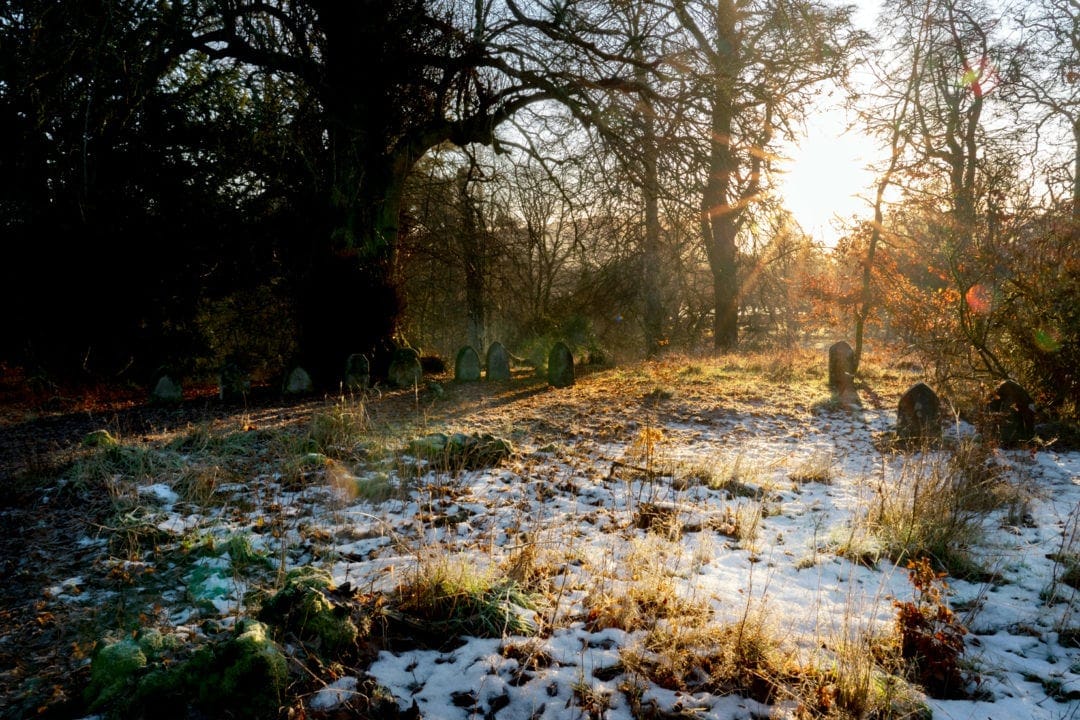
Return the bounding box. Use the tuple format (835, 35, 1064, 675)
(185, 619, 287, 719)
(259, 566, 360, 657)
(84, 639, 148, 711)
(82, 429, 120, 449)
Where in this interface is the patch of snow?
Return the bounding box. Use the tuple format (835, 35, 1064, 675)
(308, 676, 359, 711)
(139, 482, 179, 506)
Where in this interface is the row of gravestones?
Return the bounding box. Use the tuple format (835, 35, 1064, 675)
(453, 341, 575, 388)
(826, 340, 1036, 446)
(149, 339, 579, 406)
(895, 379, 1037, 446)
(149, 362, 320, 405)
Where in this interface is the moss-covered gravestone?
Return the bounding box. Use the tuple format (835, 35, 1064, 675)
(827, 341, 860, 410)
(150, 374, 183, 405)
(345, 353, 370, 391)
(388, 348, 422, 388)
(486, 342, 511, 381)
(455, 346, 481, 382)
(283, 366, 313, 396)
(548, 342, 575, 388)
(897, 382, 941, 444)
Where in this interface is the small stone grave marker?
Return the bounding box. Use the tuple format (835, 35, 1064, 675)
(547, 342, 575, 388)
(454, 346, 481, 382)
(388, 348, 422, 388)
(486, 342, 511, 381)
(897, 382, 941, 444)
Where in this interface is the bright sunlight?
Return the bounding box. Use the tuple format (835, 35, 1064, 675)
(778, 106, 880, 246)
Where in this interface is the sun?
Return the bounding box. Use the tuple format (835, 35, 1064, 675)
(778, 107, 880, 247)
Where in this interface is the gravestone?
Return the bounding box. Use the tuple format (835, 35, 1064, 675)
(388, 348, 422, 388)
(486, 342, 511, 381)
(454, 346, 481, 382)
(150, 374, 183, 406)
(828, 341, 856, 393)
(344, 354, 370, 391)
(218, 361, 251, 403)
(828, 341, 861, 410)
(896, 382, 942, 443)
(987, 380, 1035, 445)
(283, 367, 313, 396)
(547, 342, 575, 388)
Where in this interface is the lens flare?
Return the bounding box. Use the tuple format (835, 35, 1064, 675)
(965, 284, 991, 315)
(1034, 328, 1061, 353)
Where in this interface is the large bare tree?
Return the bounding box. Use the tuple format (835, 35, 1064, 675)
(671, 0, 864, 350)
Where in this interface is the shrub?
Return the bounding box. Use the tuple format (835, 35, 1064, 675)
(893, 557, 974, 699)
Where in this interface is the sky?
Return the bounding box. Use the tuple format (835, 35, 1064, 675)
(776, 0, 885, 247)
(778, 105, 880, 246)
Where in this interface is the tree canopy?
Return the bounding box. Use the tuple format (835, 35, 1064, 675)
(1, 0, 1076, 416)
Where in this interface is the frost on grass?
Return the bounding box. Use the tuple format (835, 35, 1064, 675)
(10, 353, 1080, 719)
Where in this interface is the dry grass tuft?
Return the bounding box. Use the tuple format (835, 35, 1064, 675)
(859, 438, 1020, 579)
(394, 554, 539, 639)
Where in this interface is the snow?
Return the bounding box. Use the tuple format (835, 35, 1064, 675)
(57, 391, 1080, 717)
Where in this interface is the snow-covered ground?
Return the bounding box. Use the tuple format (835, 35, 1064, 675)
(51, 378, 1080, 719)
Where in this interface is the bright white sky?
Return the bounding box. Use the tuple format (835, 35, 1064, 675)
(776, 0, 884, 246)
(778, 105, 880, 246)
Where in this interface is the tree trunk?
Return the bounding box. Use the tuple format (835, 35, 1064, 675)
(637, 52, 664, 356)
(1073, 118, 1080, 235)
(458, 170, 486, 355)
(702, 0, 740, 352)
(294, 2, 411, 386)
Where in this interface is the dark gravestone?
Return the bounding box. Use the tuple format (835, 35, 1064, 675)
(150, 374, 183, 406)
(547, 342, 575, 388)
(827, 341, 861, 410)
(345, 354, 370, 391)
(987, 380, 1036, 445)
(283, 367, 313, 396)
(454, 346, 481, 382)
(828, 341, 856, 393)
(486, 342, 511, 381)
(897, 382, 942, 443)
(219, 362, 251, 403)
(388, 348, 422, 388)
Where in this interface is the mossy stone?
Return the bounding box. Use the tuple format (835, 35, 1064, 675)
(82, 429, 119, 449)
(547, 342, 575, 388)
(85, 639, 148, 710)
(454, 346, 482, 382)
(485, 342, 511, 381)
(189, 619, 287, 719)
(388, 347, 422, 388)
(259, 567, 359, 657)
(150, 374, 184, 405)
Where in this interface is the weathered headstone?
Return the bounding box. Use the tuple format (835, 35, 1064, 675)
(454, 346, 481, 382)
(485, 342, 511, 381)
(218, 361, 250, 403)
(987, 380, 1035, 445)
(547, 342, 575, 388)
(896, 382, 942, 443)
(150, 374, 183, 406)
(828, 341, 856, 393)
(344, 354, 370, 391)
(283, 367, 313, 396)
(828, 341, 861, 410)
(388, 347, 422, 388)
